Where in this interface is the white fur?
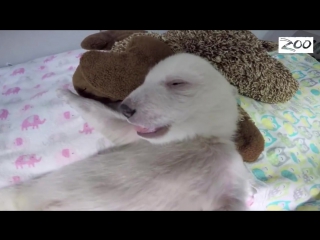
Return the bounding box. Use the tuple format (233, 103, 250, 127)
(0, 53, 250, 210)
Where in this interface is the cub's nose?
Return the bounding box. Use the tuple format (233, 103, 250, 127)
(119, 104, 136, 118)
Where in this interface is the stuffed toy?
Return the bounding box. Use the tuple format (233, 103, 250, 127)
(81, 30, 299, 103)
(73, 30, 298, 162)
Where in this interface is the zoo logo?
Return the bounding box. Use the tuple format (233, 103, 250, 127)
(279, 37, 313, 54)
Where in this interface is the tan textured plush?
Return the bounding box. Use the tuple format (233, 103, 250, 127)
(74, 36, 173, 101)
(81, 30, 147, 51)
(72, 30, 266, 162)
(111, 30, 299, 104)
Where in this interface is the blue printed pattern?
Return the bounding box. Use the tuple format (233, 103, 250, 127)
(239, 53, 320, 210)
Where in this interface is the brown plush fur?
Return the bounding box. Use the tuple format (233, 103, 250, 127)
(81, 30, 147, 51)
(111, 30, 299, 104)
(236, 107, 265, 162)
(76, 36, 173, 101)
(73, 31, 266, 162)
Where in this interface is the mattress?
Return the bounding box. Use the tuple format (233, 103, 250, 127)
(0, 49, 319, 210)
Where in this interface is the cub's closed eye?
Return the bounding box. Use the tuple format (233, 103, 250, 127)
(166, 80, 188, 87)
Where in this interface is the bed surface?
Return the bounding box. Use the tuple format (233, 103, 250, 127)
(241, 52, 320, 210)
(0, 49, 112, 188)
(0, 49, 319, 210)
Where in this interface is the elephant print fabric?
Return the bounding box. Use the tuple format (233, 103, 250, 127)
(0, 49, 112, 189)
(239, 52, 320, 211)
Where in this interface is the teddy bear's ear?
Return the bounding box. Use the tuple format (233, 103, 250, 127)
(81, 30, 147, 50)
(81, 31, 116, 50)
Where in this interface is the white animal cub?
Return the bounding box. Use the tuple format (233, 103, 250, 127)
(0, 53, 251, 210)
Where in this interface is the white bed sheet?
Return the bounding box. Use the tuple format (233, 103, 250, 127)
(0, 49, 113, 188)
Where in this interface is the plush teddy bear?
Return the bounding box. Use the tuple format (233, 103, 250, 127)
(73, 30, 266, 162)
(81, 30, 299, 103)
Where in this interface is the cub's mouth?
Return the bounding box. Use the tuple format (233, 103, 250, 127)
(133, 125, 170, 138)
(109, 101, 170, 138)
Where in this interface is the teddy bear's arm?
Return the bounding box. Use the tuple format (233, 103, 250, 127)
(81, 30, 147, 50)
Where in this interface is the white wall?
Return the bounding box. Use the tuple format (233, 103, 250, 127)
(0, 30, 98, 67)
(250, 30, 270, 40)
(0, 30, 306, 68)
(304, 30, 320, 36)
